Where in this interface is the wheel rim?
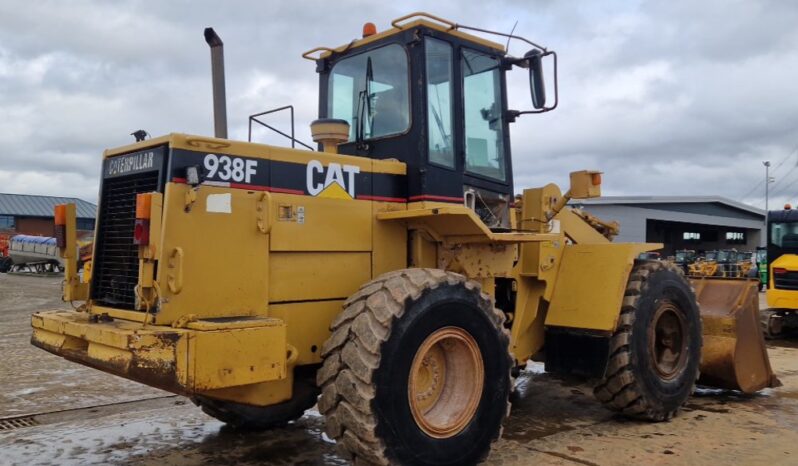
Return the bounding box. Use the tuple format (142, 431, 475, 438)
(408, 326, 484, 438)
(649, 301, 688, 379)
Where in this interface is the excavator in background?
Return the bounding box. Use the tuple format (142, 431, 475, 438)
(763, 205, 798, 338)
(28, 13, 777, 465)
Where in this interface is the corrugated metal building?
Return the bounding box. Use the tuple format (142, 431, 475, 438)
(571, 196, 765, 256)
(0, 193, 96, 237)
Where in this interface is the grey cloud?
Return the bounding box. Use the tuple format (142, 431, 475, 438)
(0, 0, 796, 210)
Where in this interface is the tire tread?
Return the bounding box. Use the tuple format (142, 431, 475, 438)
(317, 268, 512, 465)
(592, 260, 700, 421)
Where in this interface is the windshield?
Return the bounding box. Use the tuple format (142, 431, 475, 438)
(462, 49, 506, 181)
(770, 221, 798, 249)
(717, 251, 731, 263)
(328, 44, 409, 141)
(705, 251, 717, 261)
(675, 251, 688, 262)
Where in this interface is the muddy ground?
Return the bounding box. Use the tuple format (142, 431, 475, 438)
(2, 272, 798, 465)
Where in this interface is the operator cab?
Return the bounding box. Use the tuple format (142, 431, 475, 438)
(767, 206, 798, 279)
(306, 14, 555, 228)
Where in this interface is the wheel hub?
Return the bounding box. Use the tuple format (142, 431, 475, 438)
(649, 301, 688, 379)
(408, 326, 484, 438)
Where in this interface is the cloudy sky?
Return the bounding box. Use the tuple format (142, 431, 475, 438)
(1, 0, 796, 210)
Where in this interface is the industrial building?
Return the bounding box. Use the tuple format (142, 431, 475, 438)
(0, 193, 96, 238)
(572, 196, 765, 256)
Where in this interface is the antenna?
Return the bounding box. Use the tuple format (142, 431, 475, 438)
(506, 20, 518, 51)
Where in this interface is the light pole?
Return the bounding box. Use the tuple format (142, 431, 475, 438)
(764, 161, 771, 212)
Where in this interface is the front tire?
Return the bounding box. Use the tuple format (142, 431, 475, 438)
(594, 260, 701, 421)
(317, 269, 512, 465)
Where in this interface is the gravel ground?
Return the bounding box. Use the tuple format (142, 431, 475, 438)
(2, 272, 798, 465)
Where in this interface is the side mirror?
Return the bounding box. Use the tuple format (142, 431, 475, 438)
(525, 50, 546, 109)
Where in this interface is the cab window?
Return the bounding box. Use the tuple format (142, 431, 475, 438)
(771, 222, 798, 248)
(462, 49, 506, 181)
(425, 37, 454, 168)
(328, 44, 410, 141)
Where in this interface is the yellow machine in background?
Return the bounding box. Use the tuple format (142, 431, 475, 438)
(763, 206, 798, 337)
(689, 257, 717, 277)
(30, 13, 776, 465)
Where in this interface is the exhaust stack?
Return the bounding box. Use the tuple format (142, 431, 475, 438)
(204, 27, 227, 139)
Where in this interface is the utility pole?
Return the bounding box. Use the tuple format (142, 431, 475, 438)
(764, 160, 771, 212)
(763, 160, 772, 248)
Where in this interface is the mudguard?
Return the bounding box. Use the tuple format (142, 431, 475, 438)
(545, 243, 658, 332)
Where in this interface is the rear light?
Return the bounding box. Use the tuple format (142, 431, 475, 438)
(133, 219, 150, 245)
(134, 193, 152, 246)
(774, 268, 788, 275)
(54, 204, 67, 248)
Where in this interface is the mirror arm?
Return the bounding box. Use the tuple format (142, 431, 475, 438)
(454, 23, 548, 53)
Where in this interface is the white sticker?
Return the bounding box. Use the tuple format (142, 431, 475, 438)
(206, 193, 232, 214)
(549, 219, 561, 233)
(297, 206, 305, 224)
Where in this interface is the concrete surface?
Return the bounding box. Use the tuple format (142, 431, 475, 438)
(2, 273, 798, 465)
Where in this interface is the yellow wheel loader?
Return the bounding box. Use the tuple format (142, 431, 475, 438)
(31, 13, 777, 465)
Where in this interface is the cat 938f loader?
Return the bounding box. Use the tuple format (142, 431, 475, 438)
(31, 13, 777, 465)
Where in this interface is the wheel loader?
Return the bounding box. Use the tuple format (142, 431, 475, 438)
(671, 249, 696, 275)
(30, 13, 777, 465)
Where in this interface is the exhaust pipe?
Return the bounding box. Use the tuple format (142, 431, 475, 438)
(204, 27, 227, 139)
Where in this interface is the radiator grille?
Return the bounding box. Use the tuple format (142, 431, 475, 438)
(774, 271, 798, 291)
(91, 171, 160, 309)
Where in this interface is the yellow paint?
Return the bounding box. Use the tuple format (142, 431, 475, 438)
(200, 374, 293, 406)
(508, 278, 548, 363)
(57, 203, 89, 301)
(545, 243, 655, 331)
(269, 300, 345, 365)
(317, 181, 352, 200)
(40, 123, 674, 411)
(270, 194, 372, 252)
(377, 206, 558, 244)
(154, 183, 270, 323)
(189, 323, 287, 390)
(372, 201, 408, 276)
(31, 310, 288, 395)
(269, 252, 371, 302)
(767, 254, 798, 309)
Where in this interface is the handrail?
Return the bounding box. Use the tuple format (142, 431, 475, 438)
(248, 105, 314, 151)
(391, 12, 456, 30)
(302, 46, 335, 61)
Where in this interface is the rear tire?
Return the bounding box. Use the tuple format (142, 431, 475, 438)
(193, 368, 319, 430)
(594, 260, 701, 421)
(317, 268, 512, 465)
